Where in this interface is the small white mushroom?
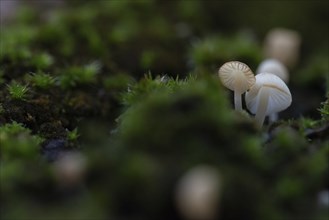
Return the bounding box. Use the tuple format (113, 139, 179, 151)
(53, 152, 87, 187)
(256, 59, 289, 122)
(256, 59, 289, 83)
(245, 73, 292, 127)
(318, 190, 329, 208)
(263, 28, 301, 68)
(175, 165, 222, 220)
(218, 61, 255, 111)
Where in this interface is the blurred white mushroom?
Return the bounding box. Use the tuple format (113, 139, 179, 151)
(264, 28, 301, 68)
(175, 165, 222, 220)
(53, 151, 87, 187)
(245, 73, 292, 127)
(256, 59, 289, 122)
(317, 190, 329, 208)
(256, 59, 289, 83)
(218, 61, 255, 111)
(0, 0, 19, 24)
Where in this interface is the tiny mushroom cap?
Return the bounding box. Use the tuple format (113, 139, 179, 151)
(218, 61, 255, 94)
(256, 59, 289, 83)
(218, 61, 255, 111)
(245, 73, 292, 127)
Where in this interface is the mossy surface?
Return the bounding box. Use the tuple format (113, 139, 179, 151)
(0, 1, 328, 220)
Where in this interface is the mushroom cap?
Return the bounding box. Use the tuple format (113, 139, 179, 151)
(263, 28, 301, 68)
(218, 61, 255, 94)
(245, 73, 292, 115)
(175, 165, 221, 220)
(256, 59, 289, 83)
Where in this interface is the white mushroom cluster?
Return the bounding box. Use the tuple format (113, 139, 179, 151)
(218, 60, 292, 127)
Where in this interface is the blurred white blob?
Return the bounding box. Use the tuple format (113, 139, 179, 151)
(264, 28, 301, 68)
(53, 151, 87, 187)
(318, 190, 329, 207)
(175, 165, 222, 220)
(0, 0, 64, 25)
(256, 59, 289, 83)
(0, 0, 18, 23)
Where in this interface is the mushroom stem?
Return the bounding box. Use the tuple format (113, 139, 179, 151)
(234, 92, 242, 111)
(269, 113, 278, 122)
(255, 88, 269, 127)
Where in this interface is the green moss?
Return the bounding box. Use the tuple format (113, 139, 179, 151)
(276, 177, 304, 199)
(319, 95, 329, 121)
(0, 25, 37, 57)
(7, 81, 30, 100)
(0, 121, 43, 159)
(0, 121, 30, 134)
(67, 127, 79, 141)
(59, 62, 101, 88)
(116, 75, 266, 171)
(189, 33, 262, 72)
(121, 74, 191, 107)
(307, 145, 329, 180)
(103, 73, 133, 91)
(298, 117, 319, 133)
(26, 72, 56, 89)
(30, 52, 54, 70)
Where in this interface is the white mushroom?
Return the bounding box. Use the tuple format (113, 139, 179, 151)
(53, 152, 87, 187)
(218, 61, 255, 111)
(256, 59, 289, 83)
(175, 165, 221, 220)
(256, 59, 290, 122)
(318, 190, 329, 208)
(245, 73, 292, 127)
(263, 28, 301, 68)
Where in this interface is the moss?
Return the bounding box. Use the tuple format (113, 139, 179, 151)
(319, 95, 329, 121)
(59, 62, 101, 89)
(0, 121, 43, 159)
(0, 1, 328, 220)
(67, 127, 79, 141)
(26, 72, 56, 89)
(6, 81, 30, 100)
(118, 75, 235, 153)
(189, 33, 262, 73)
(30, 52, 54, 70)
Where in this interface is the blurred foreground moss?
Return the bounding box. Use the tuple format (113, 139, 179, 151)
(84, 76, 327, 220)
(1, 76, 328, 220)
(319, 94, 329, 121)
(189, 33, 262, 73)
